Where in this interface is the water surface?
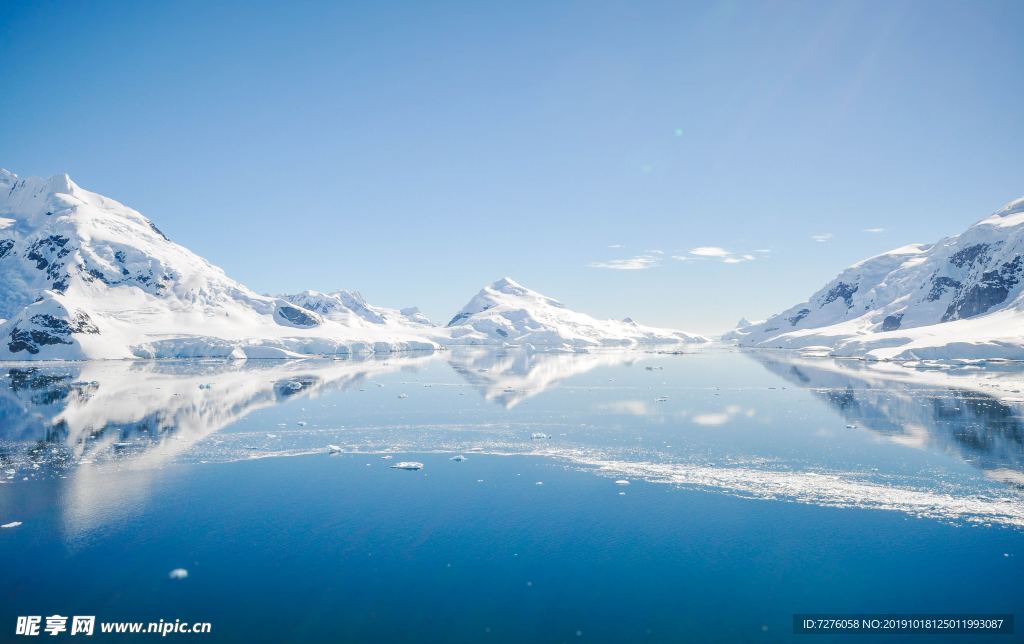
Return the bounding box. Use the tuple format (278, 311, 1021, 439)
(1, 349, 1022, 642)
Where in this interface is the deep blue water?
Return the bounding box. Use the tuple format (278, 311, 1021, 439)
(1, 349, 1022, 642)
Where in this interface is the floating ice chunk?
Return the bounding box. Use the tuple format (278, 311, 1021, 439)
(535, 481, 544, 486)
(168, 568, 189, 580)
(266, 433, 278, 439)
(397, 393, 409, 399)
(380, 455, 393, 460)
(614, 480, 630, 486)
(655, 396, 669, 403)
(285, 381, 303, 391)
(846, 424, 857, 429)
(530, 432, 549, 440)
(390, 461, 424, 470)
(198, 383, 213, 390)
(327, 445, 343, 453)
(1, 521, 22, 529)
(296, 421, 307, 427)
(450, 455, 467, 462)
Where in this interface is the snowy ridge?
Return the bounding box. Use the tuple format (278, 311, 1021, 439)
(281, 290, 435, 330)
(0, 170, 705, 359)
(731, 195, 1024, 360)
(446, 277, 708, 349)
(0, 170, 438, 359)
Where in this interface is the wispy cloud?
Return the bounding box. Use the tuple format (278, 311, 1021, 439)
(607, 243, 624, 249)
(863, 227, 886, 234)
(721, 254, 756, 264)
(811, 233, 834, 243)
(680, 246, 757, 264)
(689, 246, 731, 258)
(589, 253, 661, 270)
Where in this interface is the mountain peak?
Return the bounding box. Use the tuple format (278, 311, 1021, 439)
(488, 277, 526, 293)
(735, 194, 1024, 360)
(447, 278, 706, 347)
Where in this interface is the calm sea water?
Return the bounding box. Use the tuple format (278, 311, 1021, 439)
(1, 348, 1022, 642)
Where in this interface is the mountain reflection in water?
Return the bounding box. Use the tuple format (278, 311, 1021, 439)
(2, 348, 1024, 533)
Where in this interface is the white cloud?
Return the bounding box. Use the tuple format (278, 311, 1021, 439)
(684, 247, 757, 264)
(863, 227, 886, 234)
(689, 246, 731, 258)
(608, 244, 624, 248)
(811, 233, 834, 243)
(589, 254, 661, 270)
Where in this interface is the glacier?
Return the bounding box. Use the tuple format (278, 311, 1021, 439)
(0, 170, 705, 359)
(445, 277, 708, 349)
(0, 170, 440, 359)
(729, 195, 1024, 360)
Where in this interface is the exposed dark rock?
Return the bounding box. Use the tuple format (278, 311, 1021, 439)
(26, 235, 73, 292)
(448, 304, 494, 327)
(9, 328, 69, 353)
(494, 327, 509, 337)
(277, 305, 320, 328)
(0, 239, 13, 260)
(147, 220, 170, 241)
(114, 250, 131, 275)
(943, 255, 1024, 321)
(7, 311, 100, 354)
(881, 313, 904, 331)
(949, 243, 990, 268)
(788, 308, 810, 326)
(927, 276, 961, 302)
(822, 282, 858, 309)
(85, 267, 110, 284)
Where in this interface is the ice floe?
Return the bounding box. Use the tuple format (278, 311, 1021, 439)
(390, 462, 424, 470)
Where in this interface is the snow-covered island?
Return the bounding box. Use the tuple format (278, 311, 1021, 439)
(728, 196, 1024, 361)
(0, 170, 706, 360)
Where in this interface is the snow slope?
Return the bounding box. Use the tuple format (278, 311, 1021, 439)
(281, 290, 434, 329)
(730, 196, 1024, 360)
(0, 170, 437, 359)
(446, 278, 708, 349)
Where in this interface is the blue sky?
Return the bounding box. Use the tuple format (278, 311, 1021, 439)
(1, 0, 1022, 333)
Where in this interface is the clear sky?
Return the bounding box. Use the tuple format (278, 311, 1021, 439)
(1, 0, 1022, 334)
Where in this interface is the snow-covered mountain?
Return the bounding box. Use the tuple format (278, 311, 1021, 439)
(0, 170, 437, 359)
(731, 196, 1024, 360)
(446, 277, 708, 348)
(281, 289, 434, 329)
